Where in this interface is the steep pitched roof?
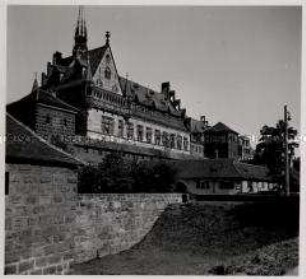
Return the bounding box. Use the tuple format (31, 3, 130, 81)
(174, 159, 271, 181)
(87, 45, 108, 75)
(59, 45, 108, 76)
(6, 114, 85, 168)
(119, 76, 183, 117)
(35, 91, 79, 112)
(208, 122, 239, 134)
(8, 90, 79, 113)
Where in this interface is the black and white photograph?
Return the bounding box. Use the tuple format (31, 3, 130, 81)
(3, 3, 302, 276)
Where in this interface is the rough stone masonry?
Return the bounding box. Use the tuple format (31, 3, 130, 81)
(5, 163, 182, 275)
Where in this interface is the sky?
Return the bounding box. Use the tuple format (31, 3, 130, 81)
(7, 5, 302, 144)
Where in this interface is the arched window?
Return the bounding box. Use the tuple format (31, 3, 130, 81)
(104, 67, 111, 79)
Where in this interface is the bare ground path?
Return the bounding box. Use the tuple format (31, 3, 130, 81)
(70, 202, 299, 275)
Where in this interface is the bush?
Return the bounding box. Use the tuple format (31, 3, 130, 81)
(78, 153, 178, 193)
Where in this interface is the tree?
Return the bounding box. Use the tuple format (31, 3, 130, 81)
(252, 120, 298, 189)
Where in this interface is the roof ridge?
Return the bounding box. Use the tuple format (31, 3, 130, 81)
(44, 92, 80, 112)
(6, 113, 86, 166)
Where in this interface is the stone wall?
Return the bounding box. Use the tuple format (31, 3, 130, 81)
(72, 193, 182, 263)
(35, 104, 75, 139)
(5, 163, 182, 275)
(5, 164, 78, 275)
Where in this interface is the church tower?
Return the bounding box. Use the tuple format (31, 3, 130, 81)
(72, 6, 88, 59)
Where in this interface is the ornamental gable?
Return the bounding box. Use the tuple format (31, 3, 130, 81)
(92, 47, 122, 95)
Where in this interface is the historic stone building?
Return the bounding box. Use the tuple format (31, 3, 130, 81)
(7, 7, 205, 163)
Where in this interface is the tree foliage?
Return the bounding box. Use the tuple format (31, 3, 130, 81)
(78, 152, 178, 193)
(252, 120, 298, 186)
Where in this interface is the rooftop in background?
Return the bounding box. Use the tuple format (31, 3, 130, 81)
(207, 122, 239, 134)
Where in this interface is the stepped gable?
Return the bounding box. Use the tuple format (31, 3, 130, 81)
(6, 113, 85, 167)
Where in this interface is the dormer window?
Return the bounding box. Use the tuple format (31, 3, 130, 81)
(104, 67, 111, 79)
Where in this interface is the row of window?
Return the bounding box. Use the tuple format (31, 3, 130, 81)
(205, 134, 239, 144)
(196, 181, 235, 190)
(101, 116, 189, 150)
(81, 147, 151, 161)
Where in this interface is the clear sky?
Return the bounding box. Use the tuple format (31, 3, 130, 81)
(7, 5, 301, 143)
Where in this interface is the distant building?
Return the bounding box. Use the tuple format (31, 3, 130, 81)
(238, 135, 254, 161)
(184, 116, 209, 158)
(204, 122, 240, 159)
(173, 159, 278, 195)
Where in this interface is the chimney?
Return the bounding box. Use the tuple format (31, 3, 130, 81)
(161, 82, 170, 99)
(200, 115, 209, 126)
(52, 51, 62, 65)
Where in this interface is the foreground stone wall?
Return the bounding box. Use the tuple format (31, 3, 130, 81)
(5, 164, 78, 275)
(5, 163, 182, 275)
(72, 193, 182, 263)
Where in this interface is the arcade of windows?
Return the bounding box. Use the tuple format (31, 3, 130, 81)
(100, 115, 189, 150)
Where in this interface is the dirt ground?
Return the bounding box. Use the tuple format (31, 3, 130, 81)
(70, 202, 299, 275)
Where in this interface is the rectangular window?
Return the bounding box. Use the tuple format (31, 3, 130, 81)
(183, 137, 189, 151)
(136, 125, 144, 141)
(146, 127, 152, 144)
(101, 116, 114, 135)
(177, 135, 182, 150)
(170, 134, 176, 149)
(118, 119, 124, 138)
(162, 132, 169, 147)
(5, 172, 9, 195)
(155, 130, 161, 145)
(200, 181, 210, 189)
(127, 122, 134, 140)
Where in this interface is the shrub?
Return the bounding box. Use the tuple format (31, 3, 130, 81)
(78, 153, 178, 193)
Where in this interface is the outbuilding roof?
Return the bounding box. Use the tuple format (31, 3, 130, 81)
(173, 158, 272, 182)
(6, 113, 85, 168)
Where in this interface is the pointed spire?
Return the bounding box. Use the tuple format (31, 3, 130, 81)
(73, 6, 88, 58)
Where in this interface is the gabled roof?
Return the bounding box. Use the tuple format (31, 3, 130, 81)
(208, 122, 239, 134)
(173, 159, 271, 181)
(6, 114, 85, 168)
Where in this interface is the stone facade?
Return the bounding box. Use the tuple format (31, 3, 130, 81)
(35, 104, 76, 139)
(87, 108, 190, 153)
(5, 162, 182, 274)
